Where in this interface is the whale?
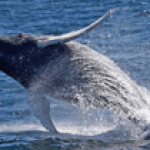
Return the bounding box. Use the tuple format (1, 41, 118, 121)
(0, 10, 149, 134)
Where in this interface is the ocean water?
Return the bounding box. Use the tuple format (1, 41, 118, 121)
(0, 0, 150, 149)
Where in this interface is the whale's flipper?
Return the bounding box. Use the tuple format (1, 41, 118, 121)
(36, 11, 111, 47)
(28, 88, 57, 133)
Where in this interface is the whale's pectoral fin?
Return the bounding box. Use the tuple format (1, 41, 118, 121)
(35, 10, 111, 47)
(28, 90, 57, 133)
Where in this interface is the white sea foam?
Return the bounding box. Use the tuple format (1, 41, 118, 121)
(0, 123, 47, 133)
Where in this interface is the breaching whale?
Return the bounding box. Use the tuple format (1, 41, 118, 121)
(0, 10, 149, 134)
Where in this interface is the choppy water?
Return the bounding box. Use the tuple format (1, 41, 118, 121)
(1, 0, 150, 149)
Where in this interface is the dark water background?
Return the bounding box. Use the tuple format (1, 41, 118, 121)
(1, 0, 150, 149)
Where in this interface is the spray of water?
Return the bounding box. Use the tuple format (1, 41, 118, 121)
(22, 40, 150, 140)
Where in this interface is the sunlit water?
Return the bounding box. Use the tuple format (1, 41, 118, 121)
(0, 0, 150, 149)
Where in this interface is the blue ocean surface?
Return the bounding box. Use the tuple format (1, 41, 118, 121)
(0, 0, 150, 149)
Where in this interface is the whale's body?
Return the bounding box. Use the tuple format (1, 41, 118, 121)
(0, 11, 149, 133)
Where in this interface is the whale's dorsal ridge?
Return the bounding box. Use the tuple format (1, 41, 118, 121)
(35, 10, 111, 47)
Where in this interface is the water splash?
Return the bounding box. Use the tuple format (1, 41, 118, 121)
(25, 40, 150, 140)
(0, 123, 46, 133)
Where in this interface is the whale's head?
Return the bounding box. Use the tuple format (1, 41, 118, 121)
(0, 33, 64, 88)
(0, 34, 41, 87)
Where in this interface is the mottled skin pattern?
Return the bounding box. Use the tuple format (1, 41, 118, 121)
(0, 33, 149, 133)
